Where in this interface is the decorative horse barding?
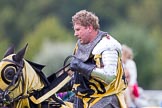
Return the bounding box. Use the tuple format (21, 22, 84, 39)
(0, 44, 73, 108)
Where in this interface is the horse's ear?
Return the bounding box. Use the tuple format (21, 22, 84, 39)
(4, 45, 15, 58)
(13, 44, 28, 62)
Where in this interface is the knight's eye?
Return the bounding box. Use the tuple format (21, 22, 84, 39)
(4, 68, 16, 80)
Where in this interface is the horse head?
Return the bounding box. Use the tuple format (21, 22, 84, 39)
(0, 44, 73, 108)
(1, 44, 27, 89)
(0, 44, 47, 107)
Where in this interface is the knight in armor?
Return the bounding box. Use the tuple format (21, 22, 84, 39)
(60, 10, 128, 108)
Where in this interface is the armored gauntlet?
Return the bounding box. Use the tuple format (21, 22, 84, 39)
(70, 58, 96, 79)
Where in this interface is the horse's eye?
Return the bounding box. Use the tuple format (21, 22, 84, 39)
(2, 65, 17, 84)
(4, 68, 16, 80)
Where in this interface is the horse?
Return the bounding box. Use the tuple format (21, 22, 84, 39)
(0, 44, 73, 108)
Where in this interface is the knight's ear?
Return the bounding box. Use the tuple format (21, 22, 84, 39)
(13, 44, 28, 62)
(4, 45, 15, 58)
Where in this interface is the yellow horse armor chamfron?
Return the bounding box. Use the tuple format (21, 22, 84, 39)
(0, 44, 73, 108)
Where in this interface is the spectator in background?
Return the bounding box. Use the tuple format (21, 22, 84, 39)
(122, 44, 139, 107)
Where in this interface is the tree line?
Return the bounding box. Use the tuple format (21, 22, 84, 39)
(0, 0, 162, 89)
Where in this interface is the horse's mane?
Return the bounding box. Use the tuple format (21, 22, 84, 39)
(26, 59, 45, 70)
(25, 59, 50, 86)
(0, 44, 73, 108)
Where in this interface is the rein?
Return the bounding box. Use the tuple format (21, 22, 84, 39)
(54, 55, 76, 75)
(0, 59, 26, 106)
(0, 55, 76, 107)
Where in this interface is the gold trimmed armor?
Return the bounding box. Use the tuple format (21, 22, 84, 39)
(72, 30, 127, 108)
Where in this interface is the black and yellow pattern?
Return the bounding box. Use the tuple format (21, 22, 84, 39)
(0, 45, 73, 108)
(72, 56, 127, 108)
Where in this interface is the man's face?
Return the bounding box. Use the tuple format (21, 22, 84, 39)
(73, 23, 91, 44)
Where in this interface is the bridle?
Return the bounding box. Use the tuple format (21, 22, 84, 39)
(0, 55, 76, 107)
(0, 59, 26, 107)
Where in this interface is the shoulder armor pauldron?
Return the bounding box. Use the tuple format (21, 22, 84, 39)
(92, 35, 121, 55)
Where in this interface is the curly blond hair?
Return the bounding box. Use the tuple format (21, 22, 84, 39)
(72, 10, 100, 30)
(122, 44, 134, 59)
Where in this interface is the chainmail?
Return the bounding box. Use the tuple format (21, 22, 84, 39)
(91, 95, 120, 108)
(75, 30, 107, 62)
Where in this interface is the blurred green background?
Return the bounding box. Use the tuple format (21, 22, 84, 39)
(0, 0, 161, 90)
